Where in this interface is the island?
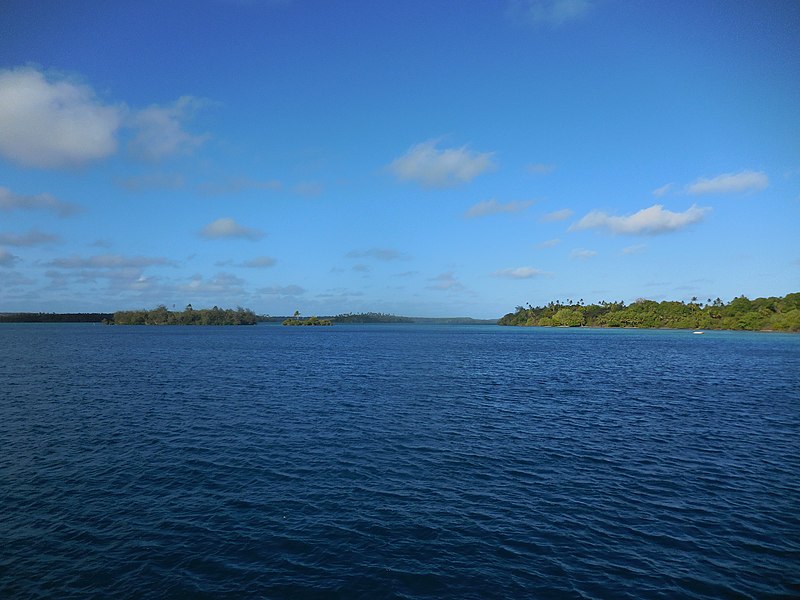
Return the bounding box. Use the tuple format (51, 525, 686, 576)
(282, 312, 332, 326)
(498, 293, 800, 332)
(109, 305, 258, 325)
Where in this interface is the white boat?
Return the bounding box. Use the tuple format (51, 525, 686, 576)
(693, 331, 704, 334)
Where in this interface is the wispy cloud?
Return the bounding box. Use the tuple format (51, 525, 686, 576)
(241, 256, 276, 268)
(0, 67, 124, 168)
(346, 248, 407, 261)
(465, 199, 534, 218)
(128, 96, 210, 161)
(196, 177, 282, 196)
(48, 254, 170, 269)
(652, 183, 673, 197)
(199, 217, 265, 241)
(0, 249, 20, 267)
(526, 163, 555, 175)
(539, 208, 574, 222)
(42, 253, 170, 292)
(686, 170, 768, 195)
(428, 271, 464, 291)
(0, 186, 81, 216)
(570, 248, 597, 260)
(389, 139, 495, 188)
(260, 284, 305, 296)
(622, 244, 646, 255)
(493, 266, 548, 279)
(115, 172, 186, 192)
(569, 204, 709, 235)
(180, 271, 246, 295)
(509, 0, 593, 27)
(0, 229, 60, 246)
(293, 181, 324, 197)
(538, 238, 561, 248)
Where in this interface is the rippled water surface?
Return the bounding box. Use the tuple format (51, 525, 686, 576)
(2, 324, 799, 599)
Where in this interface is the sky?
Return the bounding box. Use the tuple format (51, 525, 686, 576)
(0, 0, 798, 318)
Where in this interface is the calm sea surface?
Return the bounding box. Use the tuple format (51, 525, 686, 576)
(1, 324, 799, 599)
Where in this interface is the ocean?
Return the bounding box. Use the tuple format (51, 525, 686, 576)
(1, 323, 799, 599)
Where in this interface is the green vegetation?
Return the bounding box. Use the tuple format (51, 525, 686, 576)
(110, 305, 257, 325)
(282, 314, 332, 326)
(498, 293, 800, 332)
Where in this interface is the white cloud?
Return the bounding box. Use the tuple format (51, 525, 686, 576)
(200, 217, 265, 241)
(569, 204, 709, 235)
(652, 183, 673, 197)
(346, 248, 406, 261)
(510, 0, 593, 26)
(539, 208, 574, 222)
(465, 199, 533, 218)
(493, 266, 548, 279)
(389, 139, 495, 188)
(571, 248, 597, 260)
(686, 170, 768, 195)
(0, 249, 20, 266)
(128, 96, 209, 161)
(0, 67, 212, 169)
(0, 67, 124, 168)
(0, 229, 60, 246)
(241, 256, 276, 268)
(0, 186, 81, 216)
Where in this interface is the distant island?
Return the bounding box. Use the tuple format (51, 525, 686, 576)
(283, 312, 332, 326)
(110, 305, 257, 325)
(268, 312, 497, 325)
(0, 312, 113, 323)
(499, 293, 800, 332)
(0, 309, 495, 326)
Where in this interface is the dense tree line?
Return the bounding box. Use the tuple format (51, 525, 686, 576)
(110, 305, 257, 325)
(498, 293, 800, 332)
(0, 312, 113, 323)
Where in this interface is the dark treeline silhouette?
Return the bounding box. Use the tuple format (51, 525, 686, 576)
(0, 313, 113, 323)
(499, 293, 800, 332)
(333, 312, 414, 324)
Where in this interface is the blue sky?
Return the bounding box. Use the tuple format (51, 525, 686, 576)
(0, 0, 798, 318)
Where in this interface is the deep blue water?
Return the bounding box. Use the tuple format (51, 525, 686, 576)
(1, 323, 799, 599)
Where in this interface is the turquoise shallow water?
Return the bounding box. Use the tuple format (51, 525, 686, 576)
(1, 324, 799, 599)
